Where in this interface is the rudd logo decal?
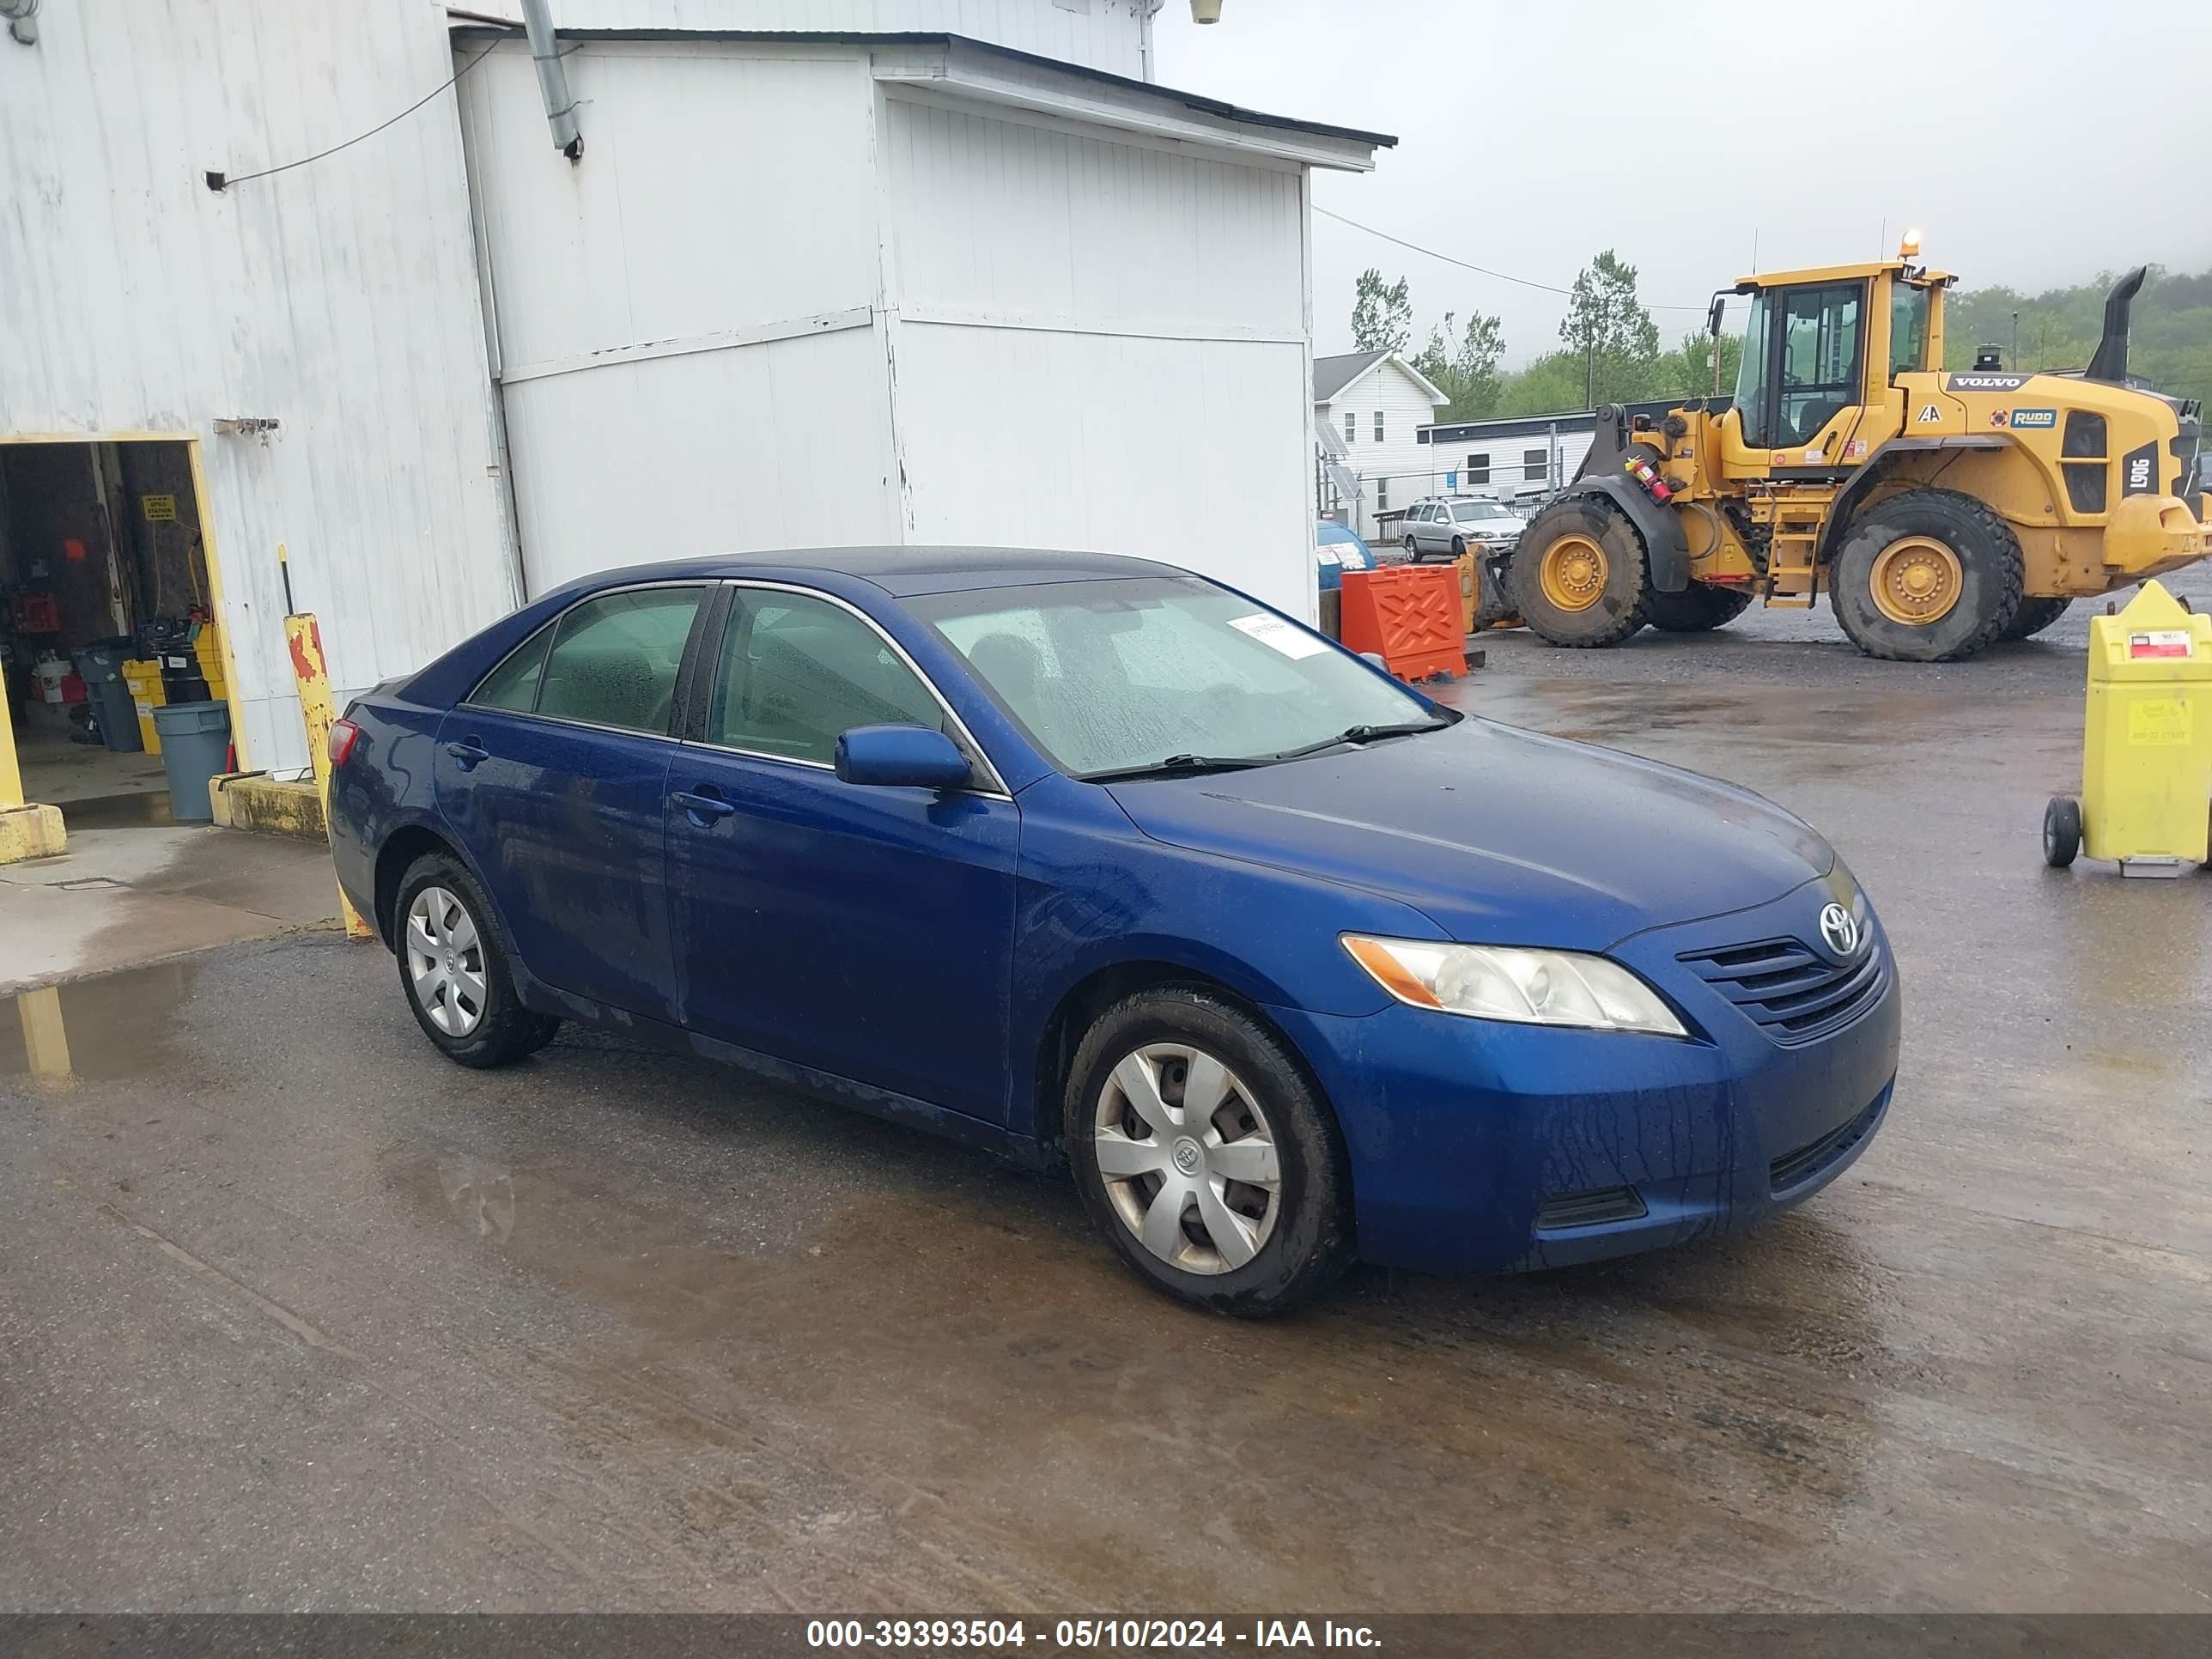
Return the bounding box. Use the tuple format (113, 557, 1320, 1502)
(2008, 408, 2057, 429)
(1947, 372, 2034, 392)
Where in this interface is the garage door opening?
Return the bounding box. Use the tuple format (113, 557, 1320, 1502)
(0, 438, 232, 820)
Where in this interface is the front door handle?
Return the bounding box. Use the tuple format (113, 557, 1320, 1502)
(445, 738, 489, 769)
(672, 787, 737, 825)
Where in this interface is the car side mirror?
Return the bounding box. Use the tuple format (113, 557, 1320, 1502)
(834, 724, 975, 790)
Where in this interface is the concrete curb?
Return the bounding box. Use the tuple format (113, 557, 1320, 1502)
(207, 773, 326, 842)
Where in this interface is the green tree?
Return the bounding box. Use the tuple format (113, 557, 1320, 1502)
(1559, 249, 1661, 406)
(1351, 268, 1413, 354)
(1413, 308, 1508, 420)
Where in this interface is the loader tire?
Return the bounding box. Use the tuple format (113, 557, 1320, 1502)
(1830, 489, 2024, 663)
(1509, 498, 1650, 648)
(1643, 585, 1753, 634)
(2001, 596, 2072, 641)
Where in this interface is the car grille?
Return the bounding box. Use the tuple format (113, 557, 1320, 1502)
(1676, 933, 1886, 1046)
(1534, 1186, 1648, 1231)
(1768, 1093, 1886, 1194)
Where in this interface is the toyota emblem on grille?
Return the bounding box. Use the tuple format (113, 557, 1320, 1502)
(1818, 902, 1861, 959)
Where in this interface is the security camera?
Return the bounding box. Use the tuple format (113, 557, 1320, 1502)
(1191, 0, 1222, 20)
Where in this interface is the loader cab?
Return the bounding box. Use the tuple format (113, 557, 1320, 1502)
(1719, 258, 1950, 470)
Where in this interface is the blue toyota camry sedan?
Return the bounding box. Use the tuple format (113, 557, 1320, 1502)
(326, 549, 1899, 1315)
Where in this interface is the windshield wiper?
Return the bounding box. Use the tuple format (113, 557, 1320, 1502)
(1265, 719, 1453, 763)
(1082, 752, 1269, 783)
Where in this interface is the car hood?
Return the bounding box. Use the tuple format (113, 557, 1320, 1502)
(1105, 718, 1832, 950)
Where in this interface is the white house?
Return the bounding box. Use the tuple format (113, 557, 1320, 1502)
(1310, 349, 1448, 541)
(0, 0, 1390, 784)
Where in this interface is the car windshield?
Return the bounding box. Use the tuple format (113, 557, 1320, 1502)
(912, 574, 1449, 779)
(1452, 501, 1513, 524)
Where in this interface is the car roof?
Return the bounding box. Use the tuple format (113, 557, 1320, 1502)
(543, 546, 1185, 599)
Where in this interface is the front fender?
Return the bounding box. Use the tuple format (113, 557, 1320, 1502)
(1563, 474, 1690, 592)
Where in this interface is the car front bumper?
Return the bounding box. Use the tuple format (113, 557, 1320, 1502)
(1268, 889, 1901, 1275)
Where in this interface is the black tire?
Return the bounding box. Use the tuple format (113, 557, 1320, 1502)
(1830, 489, 2025, 662)
(2043, 796, 2082, 869)
(393, 853, 561, 1068)
(1449, 535, 1467, 557)
(2002, 596, 2072, 642)
(1066, 988, 1352, 1317)
(1402, 535, 1419, 559)
(1508, 497, 1650, 647)
(1643, 584, 1753, 634)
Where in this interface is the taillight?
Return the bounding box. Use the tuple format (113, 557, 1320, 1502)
(328, 718, 362, 768)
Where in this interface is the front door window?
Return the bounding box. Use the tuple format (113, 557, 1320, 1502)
(1736, 283, 1865, 451)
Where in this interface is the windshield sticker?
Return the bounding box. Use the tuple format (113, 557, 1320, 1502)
(1230, 613, 1331, 659)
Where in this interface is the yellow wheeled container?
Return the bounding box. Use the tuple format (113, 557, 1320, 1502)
(2044, 580, 2212, 876)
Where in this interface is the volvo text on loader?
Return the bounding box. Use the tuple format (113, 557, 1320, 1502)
(1509, 241, 2211, 661)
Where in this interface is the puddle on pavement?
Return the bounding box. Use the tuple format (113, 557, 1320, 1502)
(383, 1144, 1910, 1608)
(55, 789, 178, 830)
(0, 957, 198, 1084)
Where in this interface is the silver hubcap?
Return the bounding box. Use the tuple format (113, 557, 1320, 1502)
(406, 885, 488, 1038)
(1093, 1042, 1282, 1275)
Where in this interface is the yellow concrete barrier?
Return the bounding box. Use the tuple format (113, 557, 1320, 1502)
(0, 678, 67, 866)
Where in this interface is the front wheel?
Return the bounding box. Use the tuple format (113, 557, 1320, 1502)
(1066, 989, 1351, 1316)
(1830, 489, 2024, 662)
(395, 854, 561, 1068)
(1508, 497, 1650, 647)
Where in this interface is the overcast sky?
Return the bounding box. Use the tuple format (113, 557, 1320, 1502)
(1152, 0, 2212, 368)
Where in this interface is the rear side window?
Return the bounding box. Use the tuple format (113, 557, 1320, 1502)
(468, 620, 556, 712)
(712, 589, 945, 765)
(532, 586, 704, 735)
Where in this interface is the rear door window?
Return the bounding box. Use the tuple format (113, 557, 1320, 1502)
(532, 586, 705, 735)
(467, 619, 556, 712)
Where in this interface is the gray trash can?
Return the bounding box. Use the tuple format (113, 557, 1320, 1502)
(151, 701, 232, 823)
(74, 640, 143, 754)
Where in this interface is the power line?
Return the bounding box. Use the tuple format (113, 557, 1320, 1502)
(207, 41, 503, 192)
(1311, 204, 1719, 313)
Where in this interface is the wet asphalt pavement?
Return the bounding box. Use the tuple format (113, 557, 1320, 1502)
(3, 599, 2209, 1614)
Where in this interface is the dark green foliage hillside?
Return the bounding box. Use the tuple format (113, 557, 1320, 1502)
(1945, 267, 2212, 405)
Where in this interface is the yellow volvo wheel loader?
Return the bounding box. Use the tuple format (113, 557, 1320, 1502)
(1510, 244, 2212, 661)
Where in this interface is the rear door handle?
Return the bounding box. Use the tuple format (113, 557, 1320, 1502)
(445, 738, 489, 769)
(672, 786, 737, 824)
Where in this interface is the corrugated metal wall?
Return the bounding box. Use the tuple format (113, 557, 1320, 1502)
(0, 0, 519, 770)
(883, 94, 1315, 617)
(544, 0, 1149, 77)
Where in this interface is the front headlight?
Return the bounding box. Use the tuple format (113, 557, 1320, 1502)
(1342, 934, 1687, 1036)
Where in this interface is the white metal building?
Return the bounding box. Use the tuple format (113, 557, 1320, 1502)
(1310, 349, 1447, 541)
(0, 0, 1389, 778)
(1416, 410, 1599, 507)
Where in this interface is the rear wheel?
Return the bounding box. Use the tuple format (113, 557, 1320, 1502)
(1643, 584, 1753, 634)
(1066, 988, 1351, 1317)
(1830, 489, 2024, 662)
(2002, 596, 2072, 641)
(395, 854, 560, 1068)
(1402, 535, 1419, 559)
(2044, 796, 2082, 868)
(1509, 498, 1650, 647)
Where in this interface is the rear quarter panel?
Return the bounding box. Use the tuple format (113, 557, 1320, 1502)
(328, 692, 451, 939)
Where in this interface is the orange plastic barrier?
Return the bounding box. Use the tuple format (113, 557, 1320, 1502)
(1338, 565, 1468, 682)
